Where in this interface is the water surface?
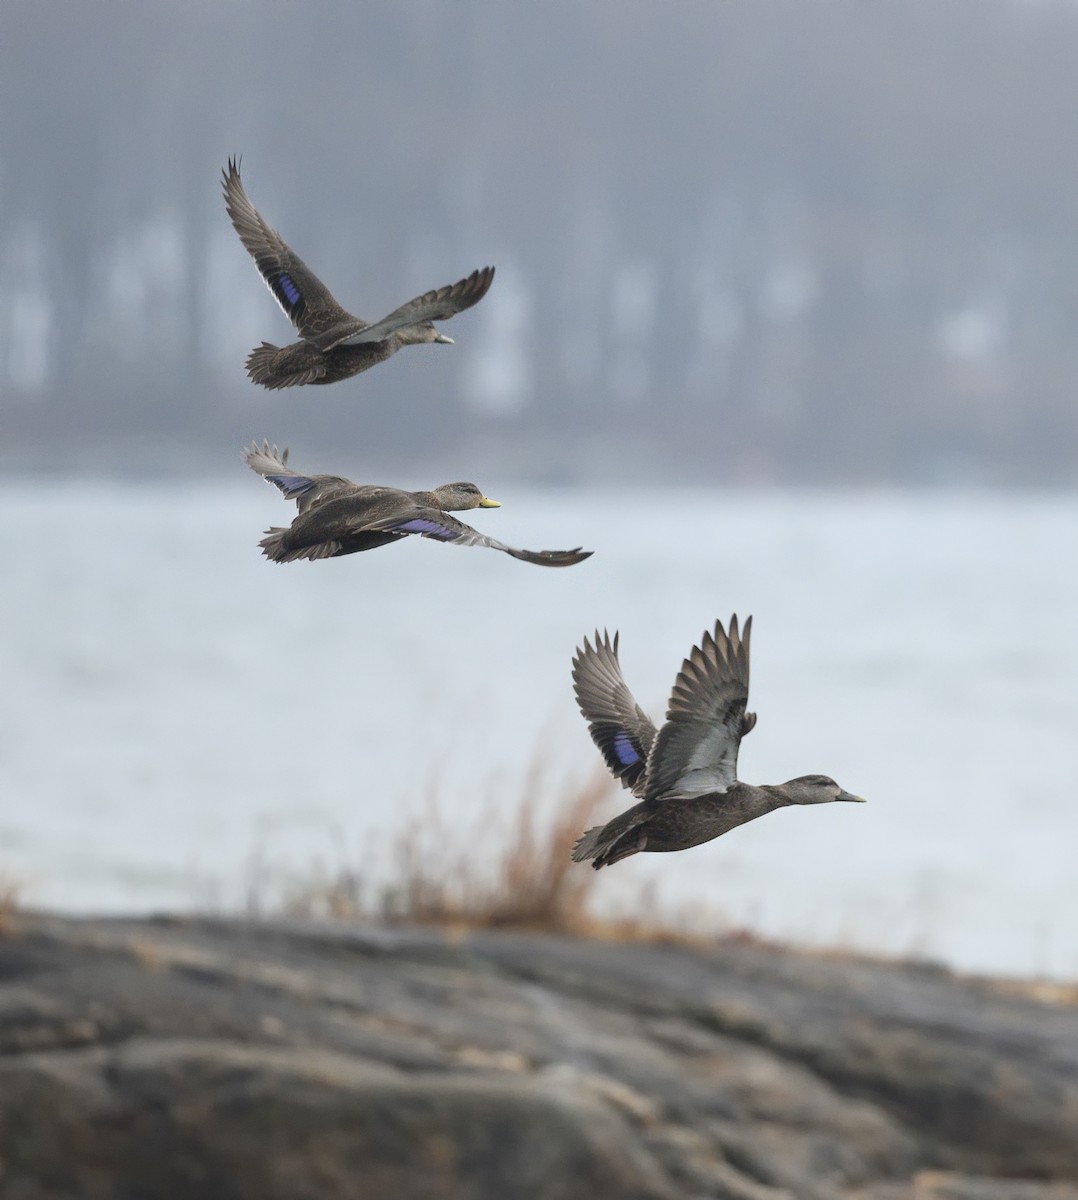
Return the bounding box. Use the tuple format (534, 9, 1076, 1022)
(2, 482, 1075, 978)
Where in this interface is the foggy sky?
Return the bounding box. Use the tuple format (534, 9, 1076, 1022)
(3, 0, 1078, 485)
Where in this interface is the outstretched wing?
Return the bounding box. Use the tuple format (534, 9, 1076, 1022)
(644, 615, 755, 802)
(222, 158, 354, 342)
(330, 267, 495, 348)
(242, 440, 355, 513)
(571, 631, 658, 795)
(366, 506, 590, 568)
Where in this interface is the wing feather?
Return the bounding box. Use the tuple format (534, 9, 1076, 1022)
(571, 631, 658, 794)
(367, 505, 590, 567)
(222, 158, 353, 341)
(644, 615, 754, 801)
(329, 267, 495, 348)
(242, 440, 358, 513)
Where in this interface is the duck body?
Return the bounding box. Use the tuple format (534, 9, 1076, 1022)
(261, 487, 416, 561)
(244, 442, 592, 568)
(244, 339, 401, 390)
(223, 159, 494, 389)
(572, 785, 786, 869)
(571, 617, 864, 870)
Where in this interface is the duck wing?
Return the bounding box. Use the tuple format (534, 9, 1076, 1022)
(644, 615, 755, 802)
(364, 504, 590, 567)
(222, 158, 357, 343)
(329, 267, 495, 348)
(242, 441, 357, 513)
(571, 631, 657, 795)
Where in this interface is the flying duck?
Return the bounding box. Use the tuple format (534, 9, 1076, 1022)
(244, 441, 591, 568)
(571, 616, 864, 869)
(223, 159, 494, 389)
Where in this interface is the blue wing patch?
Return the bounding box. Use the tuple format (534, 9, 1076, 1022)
(268, 474, 315, 498)
(397, 517, 457, 541)
(612, 732, 641, 766)
(271, 271, 303, 313)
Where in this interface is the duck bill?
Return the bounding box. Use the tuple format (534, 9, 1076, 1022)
(434, 333, 454, 344)
(837, 790, 867, 803)
(478, 496, 501, 508)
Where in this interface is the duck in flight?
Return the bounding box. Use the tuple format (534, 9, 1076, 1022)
(571, 615, 864, 869)
(244, 441, 591, 568)
(222, 159, 494, 389)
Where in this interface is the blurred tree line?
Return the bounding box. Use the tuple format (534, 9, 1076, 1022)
(2, 0, 1077, 484)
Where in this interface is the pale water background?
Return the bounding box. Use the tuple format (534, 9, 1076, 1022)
(2, 481, 1076, 980)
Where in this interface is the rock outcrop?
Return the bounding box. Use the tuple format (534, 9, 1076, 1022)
(0, 913, 1076, 1199)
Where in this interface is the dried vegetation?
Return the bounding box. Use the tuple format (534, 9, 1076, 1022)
(273, 755, 705, 941)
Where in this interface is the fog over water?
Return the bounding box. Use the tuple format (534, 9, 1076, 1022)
(2, 2, 1076, 987)
(3, 481, 1076, 979)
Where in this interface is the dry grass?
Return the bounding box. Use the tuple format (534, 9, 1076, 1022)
(384, 758, 610, 933)
(270, 743, 717, 942)
(280, 753, 618, 934)
(0, 878, 19, 937)
(274, 751, 740, 945)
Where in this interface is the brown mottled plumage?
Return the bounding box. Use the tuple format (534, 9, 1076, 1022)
(244, 442, 591, 568)
(223, 159, 494, 388)
(571, 616, 864, 869)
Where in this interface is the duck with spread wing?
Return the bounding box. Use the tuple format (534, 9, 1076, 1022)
(244, 442, 591, 568)
(223, 159, 494, 389)
(571, 616, 864, 869)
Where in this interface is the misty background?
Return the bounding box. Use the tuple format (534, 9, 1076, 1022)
(4, 2, 1078, 977)
(3, 0, 1078, 484)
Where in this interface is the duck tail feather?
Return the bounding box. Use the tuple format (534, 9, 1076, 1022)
(257, 529, 341, 563)
(593, 835, 647, 870)
(571, 825, 606, 864)
(246, 342, 285, 388)
(257, 527, 292, 562)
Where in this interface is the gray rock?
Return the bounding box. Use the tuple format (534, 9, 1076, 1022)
(0, 913, 1076, 1199)
(0, 1039, 672, 1200)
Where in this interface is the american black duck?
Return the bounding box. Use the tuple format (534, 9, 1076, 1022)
(244, 441, 591, 568)
(571, 616, 864, 869)
(223, 159, 494, 389)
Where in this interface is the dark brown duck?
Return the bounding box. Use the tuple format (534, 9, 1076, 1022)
(244, 441, 591, 568)
(223, 159, 494, 389)
(571, 616, 865, 869)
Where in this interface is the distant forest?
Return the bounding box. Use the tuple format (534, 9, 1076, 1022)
(3, 0, 1078, 484)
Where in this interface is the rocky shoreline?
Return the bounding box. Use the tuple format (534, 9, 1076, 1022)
(1, 912, 1076, 1199)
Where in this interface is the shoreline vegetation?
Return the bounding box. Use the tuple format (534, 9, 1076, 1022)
(7, 759, 1078, 991)
(243, 757, 805, 949)
(267, 760, 633, 937)
(0, 880, 17, 937)
(5, 740, 1077, 989)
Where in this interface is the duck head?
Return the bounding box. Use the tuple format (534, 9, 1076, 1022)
(400, 320, 454, 346)
(430, 482, 501, 511)
(779, 774, 865, 806)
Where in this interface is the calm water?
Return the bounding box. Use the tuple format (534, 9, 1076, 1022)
(3, 481, 1076, 979)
